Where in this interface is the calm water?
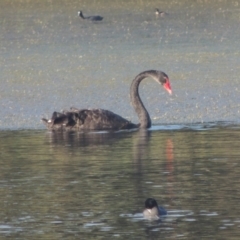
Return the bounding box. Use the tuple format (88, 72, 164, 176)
(1, 125, 240, 239)
(0, 0, 240, 239)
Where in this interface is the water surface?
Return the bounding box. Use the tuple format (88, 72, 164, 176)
(1, 125, 240, 238)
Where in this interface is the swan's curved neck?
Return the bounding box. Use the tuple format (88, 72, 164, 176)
(130, 70, 159, 128)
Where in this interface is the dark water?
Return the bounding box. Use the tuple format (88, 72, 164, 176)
(1, 124, 240, 239)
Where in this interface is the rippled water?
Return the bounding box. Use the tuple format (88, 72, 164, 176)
(1, 124, 240, 238)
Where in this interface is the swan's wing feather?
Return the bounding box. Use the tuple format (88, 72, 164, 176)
(77, 109, 136, 130)
(42, 108, 137, 131)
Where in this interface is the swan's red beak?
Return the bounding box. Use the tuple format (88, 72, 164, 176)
(163, 78, 172, 95)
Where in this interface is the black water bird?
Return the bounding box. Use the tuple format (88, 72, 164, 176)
(143, 198, 167, 220)
(78, 10, 103, 21)
(155, 8, 168, 17)
(42, 70, 172, 131)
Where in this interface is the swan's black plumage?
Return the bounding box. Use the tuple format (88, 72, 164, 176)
(42, 108, 137, 131)
(78, 11, 103, 21)
(42, 70, 172, 131)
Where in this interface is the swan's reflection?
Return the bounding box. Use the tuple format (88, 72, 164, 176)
(166, 139, 175, 200)
(44, 130, 137, 148)
(132, 129, 151, 174)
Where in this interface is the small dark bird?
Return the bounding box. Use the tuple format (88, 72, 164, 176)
(78, 10, 103, 21)
(143, 198, 167, 220)
(155, 8, 168, 17)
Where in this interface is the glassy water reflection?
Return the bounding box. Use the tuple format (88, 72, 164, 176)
(1, 125, 240, 239)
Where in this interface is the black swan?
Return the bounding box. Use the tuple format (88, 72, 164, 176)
(42, 70, 172, 131)
(78, 10, 103, 21)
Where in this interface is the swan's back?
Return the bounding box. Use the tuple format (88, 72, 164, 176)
(42, 108, 137, 131)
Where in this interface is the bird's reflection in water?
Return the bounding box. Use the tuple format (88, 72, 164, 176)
(166, 139, 175, 200)
(132, 129, 151, 174)
(44, 130, 137, 149)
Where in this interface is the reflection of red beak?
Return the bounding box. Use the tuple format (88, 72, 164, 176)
(163, 79, 172, 95)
